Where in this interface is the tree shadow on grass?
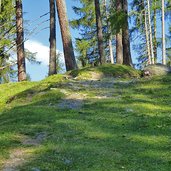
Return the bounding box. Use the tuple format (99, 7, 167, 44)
(0, 75, 171, 170)
(0, 97, 171, 170)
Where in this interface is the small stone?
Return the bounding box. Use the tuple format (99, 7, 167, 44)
(64, 159, 72, 165)
(126, 108, 133, 113)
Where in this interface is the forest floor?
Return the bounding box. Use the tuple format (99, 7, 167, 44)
(0, 65, 171, 171)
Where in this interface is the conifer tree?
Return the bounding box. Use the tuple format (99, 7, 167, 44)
(0, 0, 16, 82)
(147, 0, 155, 64)
(102, 0, 114, 64)
(16, 0, 26, 81)
(162, 0, 166, 65)
(116, 0, 123, 64)
(153, 0, 158, 62)
(122, 0, 132, 66)
(94, 0, 105, 64)
(56, 0, 77, 71)
(49, 0, 57, 75)
(70, 0, 99, 66)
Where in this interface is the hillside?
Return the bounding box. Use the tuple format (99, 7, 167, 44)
(0, 65, 171, 171)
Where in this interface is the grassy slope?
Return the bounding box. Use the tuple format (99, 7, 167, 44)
(0, 65, 171, 170)
(69, 64, 140, 79)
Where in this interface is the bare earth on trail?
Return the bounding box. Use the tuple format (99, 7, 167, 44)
(57, 78, 120, 109)
(3, 133, 47, 171)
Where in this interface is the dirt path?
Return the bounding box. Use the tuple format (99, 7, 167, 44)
(3, 133, 47, 171)
(57, 79, 118, 109)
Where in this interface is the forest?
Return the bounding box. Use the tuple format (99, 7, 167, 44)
(0, 0, 171, 170)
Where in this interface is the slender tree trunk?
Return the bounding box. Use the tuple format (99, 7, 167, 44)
(49, 0, 57, 75)
(162, 0, 166, 65)
(109, 38, 114, 64)
(56, 0, 77, 71)
(116, 0, 123, 64)
(94, 0, 105, 64)
(144, 9, 152, 64)
(103, 0, 114, 64)
(109, 0, 114, 64)
(147, 0, 155, 64)
(153, 0, 157, 63)
(122, 0, 132, 66)
(142, 0, 151, 65)
(0, 0, 2, 12)
(16, 0, 26, 81)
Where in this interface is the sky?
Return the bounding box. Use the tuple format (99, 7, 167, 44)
(23, 0, 80, 81)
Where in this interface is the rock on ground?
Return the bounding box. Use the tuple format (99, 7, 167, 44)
(143, 64, 171, 76)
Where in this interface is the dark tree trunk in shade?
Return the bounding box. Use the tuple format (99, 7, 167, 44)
(116, 0, 123, 64)
(49, 0, 57, 75)
(122, 0, 132, 66)
(94, 0, 105, 64)
(56, 0, 77, 71)
(16, 0, 26, 81)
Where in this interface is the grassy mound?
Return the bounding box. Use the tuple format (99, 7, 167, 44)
(69, 64, 140, 80)
(0, 75, 66, 112)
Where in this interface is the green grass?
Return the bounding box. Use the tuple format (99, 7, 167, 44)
(0, 66, 171, 170)
(69, 64, 140, 79)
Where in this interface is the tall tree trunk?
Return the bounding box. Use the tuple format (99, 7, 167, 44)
(162, 0, 166, 65)
(147, 0, 155, 64)
(122, 0, 132, 66)
(94, 0, 105, 64)
(16, 0, 26, 81)
(103, 0, 114, 64)
(144, 9, 152, 64)
(116, 0, 123, 64)
(109, 38, 114, 64)
(142, 0, 151, 65)
(153, 0, 157, 63)
(49, 0, 57, 75)
(56, 0, 77, 71)
(0, 0, 1, 12)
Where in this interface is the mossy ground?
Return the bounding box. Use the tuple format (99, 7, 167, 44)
(0, 65, 171, 171)
(69, 64, 140, 79)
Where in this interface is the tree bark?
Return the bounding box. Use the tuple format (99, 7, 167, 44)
(145, 10, 152, 64)
(103, 0, 114, 64)
(147, 0, 155, 64)
(153, 0, 157, 63)
(109, 38, 114, 64)
(56, 0, 77, 71)
(94, 0, 105, 64)
(16, 0, 26, 81)
(162, 0, 166, 65)
(116, 0, 123, 64)
(122, 0, 132, 66)
(49, 0, 57, 75)
(143, 0, 152, 65)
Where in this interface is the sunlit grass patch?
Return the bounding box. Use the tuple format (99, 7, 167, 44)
(131, 134, 170, 145)
(69, 64, 140, 80)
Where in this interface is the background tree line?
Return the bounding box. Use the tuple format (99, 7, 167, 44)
(0, 0, 170, 82)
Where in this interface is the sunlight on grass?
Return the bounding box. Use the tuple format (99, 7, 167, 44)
(0, 68, 171, 170)
(140, 150, 171, 163)
(84, 131, 113, 139)
(132, 103, 166, 111)
(131, 134, 169, 145)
